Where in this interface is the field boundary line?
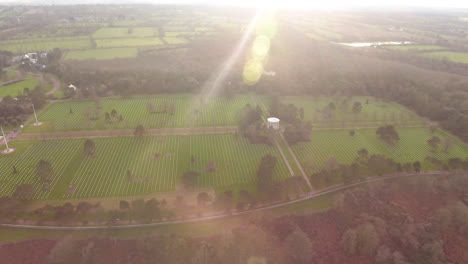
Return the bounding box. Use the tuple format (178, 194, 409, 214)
(0, 171, 448, 230)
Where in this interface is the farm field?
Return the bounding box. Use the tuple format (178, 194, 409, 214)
(92, 27, 158, 38)
(163, 37, 189, 44)
(0, 134, 289, 200)
(64, 48, 138, 60)
(385, 45, 446, 51)
(95, 37, 164, 48)
(23, 94, 255, 132)
(0, 37, 91, 53)
(420, 51, 468, 64)
(0, 78, 39, 98)
(291, 127, 468, 188)
(267, 96, 423, 125)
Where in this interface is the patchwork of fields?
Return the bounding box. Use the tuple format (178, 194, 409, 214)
(0, 135, 289, 199)
(24, 94, 255, 132)
(0, 37, 92, 53)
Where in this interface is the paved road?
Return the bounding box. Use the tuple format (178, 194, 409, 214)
(15, 126, 239, 140)
(0, 171, 446, 230)
(45, 75, 61, 96)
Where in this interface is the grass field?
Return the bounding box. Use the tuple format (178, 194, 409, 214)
(24, 94, 255, 132)
(0, 37, 91, 53)
(420, 51, 468, 64)
(0, 134, 289, 200)
(269, 96, 422, 125)
(64, 48, 138, 60)
(291, 127, 468, 188)
(92, 27, 157, 38)
(0, 70, 18, 83)
(95, 37, 164, 48)
(386, 45, 446, 51)
(0, 78, 39, 98)
(163, 37, 188, 44)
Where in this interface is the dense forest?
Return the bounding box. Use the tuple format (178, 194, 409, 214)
(2, 172, 467, 264)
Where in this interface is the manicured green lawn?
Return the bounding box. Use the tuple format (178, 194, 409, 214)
(420, 51, 468, 64)
(291, 127, 468, 188)
(0, 70, 18, 83)
(92, 27, 158, 38)
(64, 48, 138, 60)
(24, 94, 255, 132)
(0, 134, 290, 200)
(0, 78, 39, 98)
(265, 95, 422, 125)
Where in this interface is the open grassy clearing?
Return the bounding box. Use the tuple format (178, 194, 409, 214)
(420, 51, 468, 64)
(64, 48, 138, 60)
(0, 78, 39, 98)
(0, 134, 289, 200)
(0, 37, 91, 53)
(291, 127, 468, 188)
(95, 37, 164, 48)
(267, 96, 422, 125)
(386, 45, 446, 51)
(24, 94, 255, 132)
(92, 27, 158, 38)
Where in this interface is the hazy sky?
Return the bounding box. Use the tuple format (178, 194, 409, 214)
(0, 0, 467, 9)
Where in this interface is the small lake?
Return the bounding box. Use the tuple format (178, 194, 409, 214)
(338, 41, 413, 47)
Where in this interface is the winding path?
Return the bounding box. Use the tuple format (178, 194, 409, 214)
(0, 171, 445, 230)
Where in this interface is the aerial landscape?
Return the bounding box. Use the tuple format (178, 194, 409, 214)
(0, 0, 467, 263)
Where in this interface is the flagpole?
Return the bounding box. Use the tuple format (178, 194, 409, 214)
(1, 127, 9, 151)
(32, 104, 39, 124)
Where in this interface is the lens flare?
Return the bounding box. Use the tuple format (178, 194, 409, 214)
(251, 35, 271, 59)
(243, 59, 264, 85)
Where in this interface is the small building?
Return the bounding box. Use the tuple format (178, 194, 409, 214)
(68, 84, 77, 91)
(267, 117, 280, 130)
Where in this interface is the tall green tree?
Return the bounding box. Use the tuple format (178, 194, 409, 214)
(284, 228, 313, 264)
(36, 159, 53, 182)
(84, 139, 96, 156)
(376, 125, 400, 145)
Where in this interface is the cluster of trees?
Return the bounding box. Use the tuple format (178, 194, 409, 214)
(104, 108, 123, 123)
(336, 173, 468, 264)
(269, 96, 312, 144)
(312, 146, 468, 186)
(147, 101, 176, 115)
(376, 125, 400, 145)
(238, 103, 271, 144)
(0, 87, 47, 127)
(427, 135, 454, 153)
